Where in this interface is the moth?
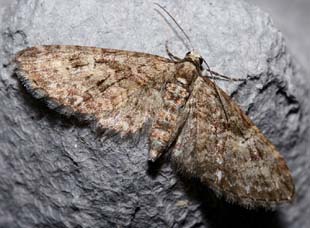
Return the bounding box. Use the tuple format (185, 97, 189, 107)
(14, 4, 294, 208)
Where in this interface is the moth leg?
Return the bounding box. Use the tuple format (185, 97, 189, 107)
(205, 75, 231, 82)
(202, 69, 245, 82)
(165, 40, 182, 62)
(201, 75, 230, 122)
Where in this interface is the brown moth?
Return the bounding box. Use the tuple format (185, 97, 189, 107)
(14, 5, 294, 209)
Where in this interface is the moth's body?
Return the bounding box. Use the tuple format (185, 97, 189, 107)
(15, 45, 294, 208)
(149, 61, 197, 161)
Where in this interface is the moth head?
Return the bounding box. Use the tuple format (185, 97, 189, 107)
(185, 51, 204, 68)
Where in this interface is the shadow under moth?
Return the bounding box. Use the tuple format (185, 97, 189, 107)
(14, 4, 294, 209)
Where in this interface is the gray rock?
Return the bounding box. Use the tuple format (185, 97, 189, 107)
(0, 0, 309, 227)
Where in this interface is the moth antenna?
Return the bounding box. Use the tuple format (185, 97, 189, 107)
(154, 3, 228, 121)
(165, 40, 182, 61)
(154, 7, 191, 51)
(154, 3, 194, 51)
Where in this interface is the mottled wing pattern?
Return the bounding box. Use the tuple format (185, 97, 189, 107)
(15, 45, 176, 134)
(15, 45, 294, 207)
(171, 77, 294, 207)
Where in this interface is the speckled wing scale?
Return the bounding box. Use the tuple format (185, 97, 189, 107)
(15, 45, 294, 208)
(15, 45, 174, 134)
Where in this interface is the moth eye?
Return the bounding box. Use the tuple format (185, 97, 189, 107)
(186, 51, 191, 56)
(199, 57, 203, 65)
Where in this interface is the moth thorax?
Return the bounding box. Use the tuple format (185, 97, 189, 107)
(175, 61, 197, 86)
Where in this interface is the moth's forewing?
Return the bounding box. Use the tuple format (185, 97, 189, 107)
(171, 77, 294, 208)
(15, 45, 174, 134)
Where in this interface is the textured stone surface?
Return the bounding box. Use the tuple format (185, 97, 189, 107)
(249, 0, 310, 75)
(0, 0, 309, 227)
